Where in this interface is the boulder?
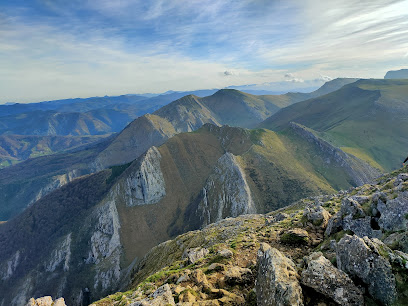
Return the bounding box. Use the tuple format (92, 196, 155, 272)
(280, 228, 309, 245)
(224, 266, 252, 286)
(131, 284, 175, 306)
(377, 192, 408, 232)
(336, 235, 397, 305)
(217, 249, 233, 259)
(341, 198, 365, 218)
(256, 243, 303, 306)
(301, 252, 364, 306)
(325, 213, 343, 237)
(303, 205, 331, 228)
(183, 247, 209, 264)
(342, 215, 382, 239)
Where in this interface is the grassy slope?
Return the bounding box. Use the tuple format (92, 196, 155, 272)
(260, 79, 408, 172)
(0, 134, 109, 168)
(0, 138, 112, 221)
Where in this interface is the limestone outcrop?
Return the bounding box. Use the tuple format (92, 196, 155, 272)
(301, 252, 364, 306)
(256, 243, 303, 306)
(336, 234, 397, 305)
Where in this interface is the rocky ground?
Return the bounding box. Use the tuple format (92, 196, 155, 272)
(34, 167, 408, 305)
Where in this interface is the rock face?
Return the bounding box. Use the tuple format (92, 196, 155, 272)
(377, 192, 408, 231)
(29, 170, 80, 206)
(86, 200, 122, 292)
(289, 122, 380, 186)
(124, 146, 166, 206)
(197, 152, 256, 226)
(0, 250, 20, 281)
(336, 234, 397, 305)
(301, 252, 364, 306)
(45, 233, 72, 272)
(256, 243, 303, 306)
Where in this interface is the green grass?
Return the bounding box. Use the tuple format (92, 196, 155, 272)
(260, 79, 408, 172)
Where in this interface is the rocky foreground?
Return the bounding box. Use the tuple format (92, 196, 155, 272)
(34, 168, 408, 305)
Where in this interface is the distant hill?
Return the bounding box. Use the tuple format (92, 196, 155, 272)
(0, 134, 109, 168)
(384, 69, 408, 79)
(259, 78, 408, 171)
(0, 123, 378, 305)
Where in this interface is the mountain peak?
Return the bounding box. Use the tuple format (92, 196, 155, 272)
(384, 69, 408, 79)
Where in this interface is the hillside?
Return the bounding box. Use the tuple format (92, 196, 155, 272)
(0, 109, 138, 136)
(260, 79, 408, 172)
(385, 69, 408, 79)
(93, 167, 408, 306)
(0, 134, 109, 168)
(0, 138, 113, 221)
(0, 123, 378, 305)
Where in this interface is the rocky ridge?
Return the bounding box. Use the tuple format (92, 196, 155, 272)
(92, 167, 408, 306)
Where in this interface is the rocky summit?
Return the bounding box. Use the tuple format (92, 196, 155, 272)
(85, 167, 408, 306)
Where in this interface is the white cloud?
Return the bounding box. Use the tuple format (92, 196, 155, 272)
(317, 74, 333, 82)
(284, 73, 304, 83)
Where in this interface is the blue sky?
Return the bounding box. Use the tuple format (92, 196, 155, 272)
(1, 0, 408, 102)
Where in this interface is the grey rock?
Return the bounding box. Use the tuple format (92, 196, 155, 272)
(301, 252, 364, 306)
(256, 243, 303, 306)
(182, 247, 209, 264)
(383, 232, 406, 250)
(303, 205, 331, 228)
(325, 213, 343, 237)
(340, 198, 365, 219)
(397, 173, 408, 181)
(275, 213, 289, 222)
(378, 192, 408, 231)
(218, 249, 233, 259)
(197, 152, 257, 227)
(124, 146, 166, 206)
(336, 235, 397, 305)
(351, 195, 371, 205)
(342, 215, 382, 239)
(131, 284, 175, 306)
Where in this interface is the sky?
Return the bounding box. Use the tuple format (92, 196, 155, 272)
(1, 0, 408, 103)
